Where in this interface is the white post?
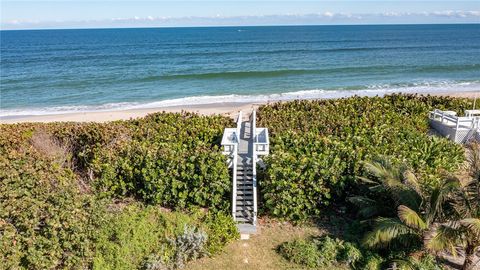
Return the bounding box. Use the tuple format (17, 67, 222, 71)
(454, 119, 460, 143)
(232, 143, 238, 221)
(251, 110, 258, 226)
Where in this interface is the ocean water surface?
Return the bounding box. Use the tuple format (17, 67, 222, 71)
(1, 24, 479, 116)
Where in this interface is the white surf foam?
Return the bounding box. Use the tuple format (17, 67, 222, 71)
(1, 81, 479, 117)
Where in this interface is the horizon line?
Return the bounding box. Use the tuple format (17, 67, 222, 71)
(2, 22, 479, 31)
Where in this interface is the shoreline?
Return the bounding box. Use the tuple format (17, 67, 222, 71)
(1, 90, 478, 124)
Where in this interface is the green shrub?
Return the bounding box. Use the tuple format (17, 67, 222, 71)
(1, 112, 233, 212)
(413, 254, 444, 270)
(87, 113, 232, 211)
(361, 251, 385, 270)
(317, 236, 342, 266)
(0, 112, 237, 269)
(0, 146, 104, 269)
(339, 242, 362, 265)
(167, 225, 209, 269)
(278, 235, 364, 268)
(278, 238, 321, 268)
(92, 205, 238, 270)
(258, 94, 468, 221)
(93, 204, 171, 270)
(203, 212, 240, 254)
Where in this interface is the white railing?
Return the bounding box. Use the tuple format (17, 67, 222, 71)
(232, 112, 243, 221)
(466, 109, 480, 118)
(251, 110, 258, 225)
(221, 111, 243, 221)
(255, 128, 270, 155)
(221, 128, 238, 220)
(429, 109, 476, 129)
(252, 110, 270, 156)
(232, 143, 238, 221)
(236, 111, 243, 139)
(429, 109, 480, 143)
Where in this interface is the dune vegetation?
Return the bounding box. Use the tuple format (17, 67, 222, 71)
(1, 94, 479, 269)
(257, 94, 479, 269)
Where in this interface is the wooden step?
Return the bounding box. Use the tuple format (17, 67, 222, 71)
(237, 190, 253, 195)
(236, 195, 253, 200)
(236, 200, 254, 206)
(236, 205, 254, 211)
(237, 179, 254, 184)
(237, 182, 253, 189)
(236, 172, 253, 176)
(236, 211, 253, 217)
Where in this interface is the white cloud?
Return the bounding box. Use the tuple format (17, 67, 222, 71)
(2, 10, 479, 30)
(323, 11, 334, 18)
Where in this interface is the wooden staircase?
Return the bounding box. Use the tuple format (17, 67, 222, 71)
(221, 110, 269, 235)
(235, 160, 254, 224)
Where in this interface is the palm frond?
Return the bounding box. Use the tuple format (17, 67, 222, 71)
(427, 177, 459, 223)
(362, 158, 403, 188)
(348, 196, 377, 207)
(452, 177, 480, 219)
(348, 196, 383, 218)
(357, 176, 381, 185)
(393, 186, 422, 213)
(466, 142, 480, 182)
(398, 205, 427, 230)
(460, 218, 480, 236)
(425, 222, 462, 256)
(402, 169, 421, 192)
(362, 157, 422, 212)
(362, 217, 416, 248)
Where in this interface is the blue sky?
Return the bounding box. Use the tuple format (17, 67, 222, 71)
(1, 1, 479, 30)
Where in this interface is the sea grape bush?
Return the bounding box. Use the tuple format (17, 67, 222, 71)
(258, 94, 470, 220)
(0, 136, 104, 269)
(1, 112, 233, 211)
(89, 112, 233, 211)
(0, 112, 236, 269)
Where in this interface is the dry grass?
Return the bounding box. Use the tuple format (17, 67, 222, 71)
(185, 219, 339, 270)
(30, 129, 72, 168)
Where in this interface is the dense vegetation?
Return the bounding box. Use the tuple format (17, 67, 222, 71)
(258, 94, 479, 269)
(0, 112, 237, 269)
(257, 94, 471, 220)
(1, 94, 478, 269)
(278, 235, 442, 269)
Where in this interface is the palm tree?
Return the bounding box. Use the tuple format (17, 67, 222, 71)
(357, 157, 458, 250)
(425, 143, 480, 270)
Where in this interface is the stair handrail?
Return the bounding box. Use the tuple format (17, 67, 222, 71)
(251, 110, 258, 225)
(232, 142, 238, 221)
(236, 111, 243, 139)
(231, 112, 243, 221)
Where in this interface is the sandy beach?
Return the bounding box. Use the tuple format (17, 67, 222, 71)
(1, 90, 478, 124)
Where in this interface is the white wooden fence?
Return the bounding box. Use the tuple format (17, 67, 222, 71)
(429, 109, 480, 143)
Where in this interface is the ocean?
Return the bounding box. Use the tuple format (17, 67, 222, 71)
(1, 24, 479, 116)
